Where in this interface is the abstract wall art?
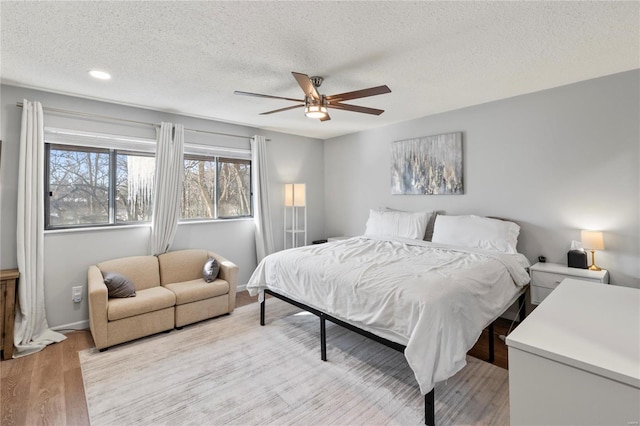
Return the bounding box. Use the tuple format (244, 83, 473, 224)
(391, 132, 463, 195)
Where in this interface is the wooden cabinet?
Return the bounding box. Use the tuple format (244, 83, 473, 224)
(1, 269, 19, 360)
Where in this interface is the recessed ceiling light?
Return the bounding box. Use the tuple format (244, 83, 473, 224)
(89, 70, 111, 80)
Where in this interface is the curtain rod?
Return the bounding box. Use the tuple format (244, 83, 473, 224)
(15, 102, 268, 141)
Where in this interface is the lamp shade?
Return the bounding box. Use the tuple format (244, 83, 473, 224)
(581, 230, 604, 250)
(284, 183, 306, 207)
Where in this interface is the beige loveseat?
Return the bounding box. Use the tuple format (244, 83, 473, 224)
(88, 249, 238, 350)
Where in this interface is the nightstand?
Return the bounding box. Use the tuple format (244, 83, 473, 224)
(529, 262, 609, 305)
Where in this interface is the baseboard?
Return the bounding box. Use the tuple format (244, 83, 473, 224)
(237, 283, 247, 292)
(52, 319, 90, 333)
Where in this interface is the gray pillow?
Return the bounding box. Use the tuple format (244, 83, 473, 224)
(103, 271, 137, 298)
(202, 257, 220, 283)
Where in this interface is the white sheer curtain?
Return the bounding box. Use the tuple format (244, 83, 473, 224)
(150, 122, 184, 255)
(14, 99, 66, 357)
(251, 135, 274, 262)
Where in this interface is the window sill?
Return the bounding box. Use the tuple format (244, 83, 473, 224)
(178, 217, 253, 226)
(44, 217, 253, 234)
(44, 223, 152, 234)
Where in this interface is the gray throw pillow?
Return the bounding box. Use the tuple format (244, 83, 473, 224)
(103, 271, 137, 298)
(202, 257, 220, 283)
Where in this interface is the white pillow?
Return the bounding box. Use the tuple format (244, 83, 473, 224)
(364, 209, 433, 240)
(431, 215, 520, 254)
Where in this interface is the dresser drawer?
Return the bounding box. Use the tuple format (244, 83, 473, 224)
(533, 270, 603, 289)
(531, 271, 606, 305)
(531, 284, 553, 305)
(530, 271, 563, 305)
(532, 271, 565, 290)
(529, 263, 609, 306)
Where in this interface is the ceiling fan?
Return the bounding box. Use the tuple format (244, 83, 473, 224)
(234, 72, 391, 121)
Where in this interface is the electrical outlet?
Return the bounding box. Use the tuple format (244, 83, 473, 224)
(72, 286, 83, 303)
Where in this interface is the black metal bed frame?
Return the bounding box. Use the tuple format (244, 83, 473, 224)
(260, 287, 527, 425)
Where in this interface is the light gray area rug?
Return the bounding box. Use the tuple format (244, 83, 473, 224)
(80, 300, 509, 425)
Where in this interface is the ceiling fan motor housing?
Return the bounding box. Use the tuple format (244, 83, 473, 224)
(305, 95, 327, 107)
(310, 76, 324, 88)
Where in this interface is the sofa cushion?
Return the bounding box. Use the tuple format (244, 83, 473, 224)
(103, 271, 137, 298)
(98, 256, 161, 291)
(158, 249, 209, 285)
(202, 257, 220, 283)
(164, 278, 229, 305)
(107, 286, 176, 321)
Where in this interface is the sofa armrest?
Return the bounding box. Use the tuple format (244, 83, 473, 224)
(88, 265, 109, 349)
(208, 251, 239, 312)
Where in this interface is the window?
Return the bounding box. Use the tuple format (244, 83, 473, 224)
(181, 156, 252, 219)
(47, 145, 110, 227)
(182, 155, 216, 219)
(217, 158, 251, 218)
(45, 129, 252, 229)
(116, 151, 155, 222)
(46, 145, 155, 229)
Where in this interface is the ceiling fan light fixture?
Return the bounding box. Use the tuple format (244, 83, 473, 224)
(305, 104, 328, 119)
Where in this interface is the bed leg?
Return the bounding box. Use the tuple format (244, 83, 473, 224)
(425, 389, 435, 425)
(488, 322, 495, 363)
(260, 299, 265, 326)
(320, 316, 327, 361)
(518, 292, 527, 322)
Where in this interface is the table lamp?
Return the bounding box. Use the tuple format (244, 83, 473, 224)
(581, 230, 604, 271)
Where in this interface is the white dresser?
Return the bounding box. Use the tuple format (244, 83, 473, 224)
(506, 279, 640, 425)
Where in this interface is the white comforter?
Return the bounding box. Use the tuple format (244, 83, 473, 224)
(247, 236, 530, 393)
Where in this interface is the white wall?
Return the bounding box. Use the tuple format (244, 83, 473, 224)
(0, 84, 324, 328)
(324, 70, 640, 288)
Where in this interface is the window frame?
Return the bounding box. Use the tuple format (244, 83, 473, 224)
(114, 149, 156, 225)
(45, 143, 156, 230)
(216, 157, 253, 219)
(44, 137, 253, 230)
(179, 154, 253, 221)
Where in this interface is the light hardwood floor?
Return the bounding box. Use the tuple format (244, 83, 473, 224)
(0, 291, 513, 425)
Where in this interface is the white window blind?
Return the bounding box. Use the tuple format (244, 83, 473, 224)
(183, 143, 251, 160)
(44, 127, 156, 153)
(44, 127, 251, 159)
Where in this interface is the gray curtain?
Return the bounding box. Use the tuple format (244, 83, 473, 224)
(251, 135, 274, 262)
(14, 99, 66, 357)
(150, 122, 184, 255)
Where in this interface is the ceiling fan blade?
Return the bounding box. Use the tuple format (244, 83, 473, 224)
(292, 72, 320, 100)
(328, 102, 385, 115)
(326, 85, 391, 103)
(320, 112, 331, 122)
(234, 91, 303, 103)
(259, 104, 305, 115)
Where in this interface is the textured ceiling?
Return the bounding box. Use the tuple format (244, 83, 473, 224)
(1, 1, 638, 140)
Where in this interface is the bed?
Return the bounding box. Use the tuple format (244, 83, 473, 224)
(247, 212, 531, 425)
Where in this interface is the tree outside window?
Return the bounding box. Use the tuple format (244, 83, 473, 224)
(217, 158, 251, 218)
(181, 156, 252, 219)
(182, 156, 216, 219)
(116, 152, 155, 222)
(48, 146, 110, 227)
